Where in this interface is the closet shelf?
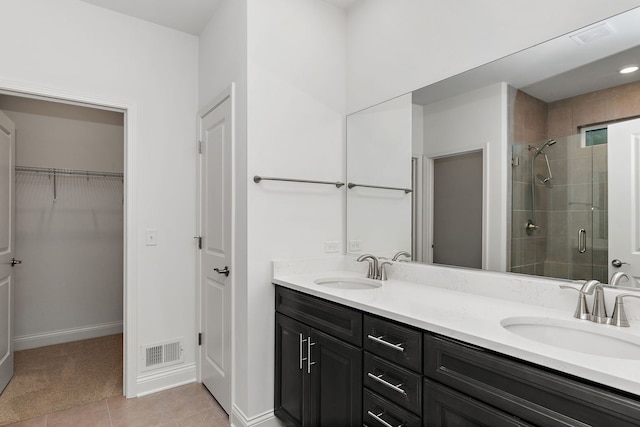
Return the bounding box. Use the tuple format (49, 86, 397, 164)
(15, 166, 123, 179)
(15, 166, 123, 202)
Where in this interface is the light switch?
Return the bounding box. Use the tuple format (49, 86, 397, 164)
(145, 229, 158, 246)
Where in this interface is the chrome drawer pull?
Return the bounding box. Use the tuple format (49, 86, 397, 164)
(367, 372, 407, 396)
(367, 411, 401, 427)
(367, 335, 405, 352)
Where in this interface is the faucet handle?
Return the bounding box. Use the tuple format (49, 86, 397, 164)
(610, 294, 640, 327)
(560, 285, 591, 320)
(379, 261, 392, 281)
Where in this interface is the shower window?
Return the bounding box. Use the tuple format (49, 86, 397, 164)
(581, 123, 609, 147)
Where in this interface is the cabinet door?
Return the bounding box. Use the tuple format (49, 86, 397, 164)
(309, 329, 362, 427)
(275, 313, 311, 427)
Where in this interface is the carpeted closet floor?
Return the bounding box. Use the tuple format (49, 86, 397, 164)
(0, 334, 123, 425)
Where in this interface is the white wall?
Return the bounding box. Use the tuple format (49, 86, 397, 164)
(0, 0, 198, 396)
(346, 94, 412, 257)
(346, 1, 640, 113)
(1, 96, 124, 350)
(245, 0, 346, 424)
(422, 83, 507, 271)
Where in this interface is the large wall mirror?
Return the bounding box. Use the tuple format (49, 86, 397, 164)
(346, 7, 640, 288)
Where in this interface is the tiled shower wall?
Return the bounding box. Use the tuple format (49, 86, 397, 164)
(511, 79, 640, 282)
(511, 90, 548, 275)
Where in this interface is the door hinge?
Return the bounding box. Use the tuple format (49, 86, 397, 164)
(198, 333, 202, 346)
(194, 236, 202, 249)
(198, 140, 203, 154)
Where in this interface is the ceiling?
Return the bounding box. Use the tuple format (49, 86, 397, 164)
(80, 0, 357, 35)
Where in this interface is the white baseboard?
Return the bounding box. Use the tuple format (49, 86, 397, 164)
(13, 321, 123, 351)
(231, 405, 280, 427)
(135, 363, 197, 397)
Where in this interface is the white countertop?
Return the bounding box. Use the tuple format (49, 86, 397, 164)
(273, 268, 640, 397)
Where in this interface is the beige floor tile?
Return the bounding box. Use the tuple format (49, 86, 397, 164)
(4, 415, 47, 427)
(45, 400, 110, 427)
(174, 408, 229, 427)
(108, 393, 175, 427)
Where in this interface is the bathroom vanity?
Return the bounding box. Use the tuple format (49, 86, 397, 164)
(273, 259, 640, 426)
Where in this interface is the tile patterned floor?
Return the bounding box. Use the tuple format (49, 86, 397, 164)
(6, 383, 229, 427)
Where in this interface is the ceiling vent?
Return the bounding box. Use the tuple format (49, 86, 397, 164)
(141, 338, 184, 371)
(570, 23, 615, 45)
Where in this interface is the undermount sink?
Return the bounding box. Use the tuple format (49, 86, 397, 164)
(313, 277, 382, 290)
(501, 317, 640, 360)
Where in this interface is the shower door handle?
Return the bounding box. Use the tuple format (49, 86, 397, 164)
(578, 229, 586, 254)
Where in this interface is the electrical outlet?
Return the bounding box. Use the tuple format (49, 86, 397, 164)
(324, 240, 340, 253)
(349, 240, 361, 251)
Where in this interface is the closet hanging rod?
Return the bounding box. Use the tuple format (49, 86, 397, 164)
(253, 175, 344, 188)
(15, 166, 123, 179)
(347, 182, 412, 194)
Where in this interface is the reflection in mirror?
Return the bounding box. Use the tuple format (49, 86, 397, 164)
(345, 7, 640, 288)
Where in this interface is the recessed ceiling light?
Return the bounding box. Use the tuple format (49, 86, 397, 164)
(619, 65, 639, 74)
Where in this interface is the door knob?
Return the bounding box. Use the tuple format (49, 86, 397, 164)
(214, 266, 230, 277)
(612, 259, 629, 268)
(10, 258, 22, 267)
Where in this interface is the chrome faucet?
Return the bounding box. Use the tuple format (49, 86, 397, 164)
(392, 251, 411, 262)
(610, 272, 630, 287)
(357, 254, 379, 279)
(560, 280, 607, 322)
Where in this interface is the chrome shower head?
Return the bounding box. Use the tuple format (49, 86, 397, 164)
(534, 139, 557, 156)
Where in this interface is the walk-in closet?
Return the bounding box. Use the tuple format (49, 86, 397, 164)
(0, 95, 124, 423)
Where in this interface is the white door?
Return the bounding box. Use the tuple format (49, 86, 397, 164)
(0, 111, 16, 393)
(608, 118, 640, 286)
(198, 93, 233, 413)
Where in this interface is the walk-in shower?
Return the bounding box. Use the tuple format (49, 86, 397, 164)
(526, 139, 556, 235)
(512, 135, 608, 282)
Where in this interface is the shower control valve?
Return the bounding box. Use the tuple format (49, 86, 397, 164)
(525, 220, 538, 235)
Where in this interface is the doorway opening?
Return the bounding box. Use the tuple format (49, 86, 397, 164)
(431, 150, 484, 269)
(0, 93, 126, 421)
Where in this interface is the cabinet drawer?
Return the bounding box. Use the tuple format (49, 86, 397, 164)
(275, 286, 362, 346)
(364, 315, 422, 372)
(364, 352, 421, 415)
(364, 389, 421, 427)
(423, 378, 533, 427)
(424, 333, 640, 427)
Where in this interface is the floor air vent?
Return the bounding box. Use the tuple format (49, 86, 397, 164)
(141, 338, 184, 371)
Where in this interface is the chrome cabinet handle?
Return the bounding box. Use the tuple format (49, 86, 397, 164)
(367, 372, 407, 396)
(299, 333, 306, 370)
(578, 228, 586, 253)
(213, 266, 230, 277)
(307, 337, 316, 374)
(367, 411, 400, 427)
(367, 335, 405, 352)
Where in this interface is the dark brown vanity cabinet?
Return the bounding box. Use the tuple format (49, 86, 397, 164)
(274, 285, 640, 427)
(275, 287, 363, 427)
